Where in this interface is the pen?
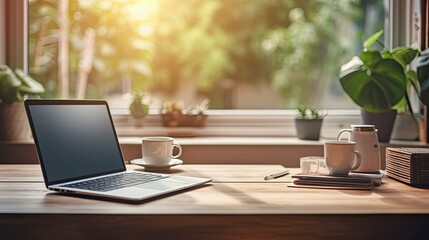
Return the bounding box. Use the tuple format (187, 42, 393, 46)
(264, 170, 290, 180)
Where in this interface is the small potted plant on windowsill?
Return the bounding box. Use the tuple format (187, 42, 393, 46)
(129, 91, 149, 127)
(295, 105, 327, 140)
(161, 101, 184, 127)
(161, 99, 209, 127)
(0, 64, 45, 140)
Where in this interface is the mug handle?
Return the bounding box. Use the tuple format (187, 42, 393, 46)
(351, 150, 361, 171)
(337, 129, 352, 141)
(172, 143, 182, 158)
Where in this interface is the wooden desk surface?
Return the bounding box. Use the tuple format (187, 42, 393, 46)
(1, 164, 429, 240)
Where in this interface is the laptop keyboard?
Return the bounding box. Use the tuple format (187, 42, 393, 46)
(62, 172, 169, 192)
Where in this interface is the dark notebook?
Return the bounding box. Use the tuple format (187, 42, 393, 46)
(288, 172, 383, 190)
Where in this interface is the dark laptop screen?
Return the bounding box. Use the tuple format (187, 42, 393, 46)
(26, 100, 125, 185)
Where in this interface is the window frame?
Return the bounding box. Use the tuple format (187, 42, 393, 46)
(4, 0, 27, 72)
(4, 0, 415, 138)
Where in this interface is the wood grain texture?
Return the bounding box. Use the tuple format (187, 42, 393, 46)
(0, 164, 291, 183)
(1, 164, 429, 239)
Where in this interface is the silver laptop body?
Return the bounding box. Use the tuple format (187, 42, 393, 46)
(25, 99, 211, 202)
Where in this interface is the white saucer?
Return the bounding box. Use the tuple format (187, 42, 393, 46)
(130, 158, 183, 171)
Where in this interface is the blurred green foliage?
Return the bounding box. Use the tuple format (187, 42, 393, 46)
(29, 0, 154, 98)
(29, 0, 384, 108)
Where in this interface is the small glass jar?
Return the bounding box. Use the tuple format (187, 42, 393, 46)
(300, 156, 324, 173)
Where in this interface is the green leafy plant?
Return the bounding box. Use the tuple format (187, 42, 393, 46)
(296, 105, 327, 119)
(0, 65, 45, 104)
(129, 92, 149, 120)
(339, 30, 422, 113)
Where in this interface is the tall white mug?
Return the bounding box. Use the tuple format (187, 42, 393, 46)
(324, 140, 361, 176)
(142, 137, 182, 165)
(337, 125, 380, 173)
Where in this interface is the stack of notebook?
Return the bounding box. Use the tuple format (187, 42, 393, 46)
(289, 172, 383, 190)
(386, 147, 429, 186)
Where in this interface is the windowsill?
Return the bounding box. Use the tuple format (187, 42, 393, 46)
(1, 106, 426, 166)
(1, 136, 427, 168)
(112, 109, 363, 139)
(3, 136, 427, 145)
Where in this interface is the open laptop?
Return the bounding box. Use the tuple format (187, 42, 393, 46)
(24, 99, 211, 202)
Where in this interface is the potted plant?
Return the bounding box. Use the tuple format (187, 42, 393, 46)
(0, 64, 45, 140)
(161, 99, 209, 127)
(161, 101, 184, 127)
(181, 99, 209, 127)
(129, 91, 149, 127)
(295, 105, 327, 140)
(338, 30, 424, 142)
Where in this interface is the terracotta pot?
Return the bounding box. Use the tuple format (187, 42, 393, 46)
(161, 112, 181, 127)
(161, 113, 208, 127)
(0, 102, 32, 140)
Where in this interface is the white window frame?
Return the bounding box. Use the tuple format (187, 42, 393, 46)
(4, 0, 414, 138)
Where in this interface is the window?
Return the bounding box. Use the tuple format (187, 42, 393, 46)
(4, 0, 417, 137)
(27, 0, 385, 110)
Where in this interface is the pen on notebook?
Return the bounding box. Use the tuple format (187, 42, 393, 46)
(264, 170, 290, 180)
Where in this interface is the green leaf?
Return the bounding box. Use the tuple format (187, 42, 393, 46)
(0, 65, 22, 104)
(381, 50, 393, 59)
(339, 57, 406, 112)
(14, 69, 45, 95)
(392, 47, 419, 68)
(360, 50, 382, 67)
(363, 30, 383, 49)
(407, 70, 419, 91)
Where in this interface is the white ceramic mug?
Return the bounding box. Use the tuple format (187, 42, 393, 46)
(324, 140, 361, 176)
(142, 137, 182, 165)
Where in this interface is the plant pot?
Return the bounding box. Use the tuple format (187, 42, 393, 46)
(391, 112, 419, 141)
(131, 117, 144, 127)
(361, 109, 397, 143)
(161, 112, 181, 127)
(295, 118, 323, 140)
(0, 102, 32, 140)
(180, 114, 208, 127)
(161, 113, 208, 127)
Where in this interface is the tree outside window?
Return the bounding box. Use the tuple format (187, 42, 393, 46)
(28, 0, 384, 110)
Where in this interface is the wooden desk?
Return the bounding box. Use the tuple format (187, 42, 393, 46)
(1, 164, 429, 240)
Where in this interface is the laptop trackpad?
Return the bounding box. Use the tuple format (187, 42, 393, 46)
(136, 180, 186, 191)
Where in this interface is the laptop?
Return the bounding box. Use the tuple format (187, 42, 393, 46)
(24, 99, 211, 202)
